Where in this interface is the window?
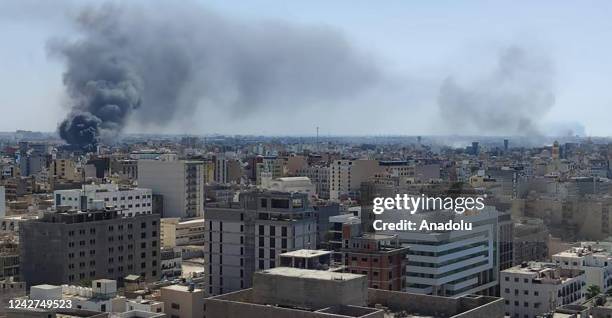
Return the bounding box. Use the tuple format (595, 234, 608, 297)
(271, 199, 289, 209)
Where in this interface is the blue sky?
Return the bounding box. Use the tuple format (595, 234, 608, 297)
(1, 0, 612, 136)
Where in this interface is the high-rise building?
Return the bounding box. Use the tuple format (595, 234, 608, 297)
(213, 154, 228, 184)
(203, 191, 317, 295)
(0, 186, 5, 218)
(138, 158, 204, 218)
(20, 208, 161, 287)
(54, 183, 153, 217)
(376, 206, 501, 297)
(329, 159, 379, 201)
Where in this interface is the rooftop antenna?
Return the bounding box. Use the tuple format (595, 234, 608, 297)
(316, 126, 320, 153)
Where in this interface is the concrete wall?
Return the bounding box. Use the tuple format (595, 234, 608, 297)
(367, 289, 504, 318)
(204, 296, 384, 318)
(252, 272, 367, 310)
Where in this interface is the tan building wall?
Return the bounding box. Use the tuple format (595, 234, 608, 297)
(160, 285, 205, 318)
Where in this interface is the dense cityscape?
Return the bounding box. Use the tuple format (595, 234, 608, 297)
(0, 131, 611, 318)
(4, 1, 612, 318)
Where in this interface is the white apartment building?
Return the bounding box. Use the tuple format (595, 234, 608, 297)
(553, 242, 612, 293)
(501, 262, 585, 318)
(30, 279, 124, 313)
(377, 206, 501, 297)
(204, 191, 317, 295)
(138, 158, 204, 218)
(160, 218, 206, 248)
(54, 183, 153, 217)
(329, 159, 379, 201)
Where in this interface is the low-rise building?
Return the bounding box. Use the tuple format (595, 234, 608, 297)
(278, 249, 343, 271)
(160, 247, 182, 279)
(159, 285, 204, 318)
(501, 262, 586, 318)
(0, 278, 25, 316)
(124, 298, 164, 314)
(343, 233, 408, 291)
(553, 243, 612, 293)
(29, 279, 124, 313)
(204, 267, 504, 318)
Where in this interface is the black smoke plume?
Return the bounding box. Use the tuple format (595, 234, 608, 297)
(437, 46, 555, 136)
(52, 2, 380, 150)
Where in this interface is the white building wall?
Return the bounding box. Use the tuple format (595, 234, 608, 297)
(54, 184, 152, 217)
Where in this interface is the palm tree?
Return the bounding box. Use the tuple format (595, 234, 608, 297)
(586, 285, 602, 300)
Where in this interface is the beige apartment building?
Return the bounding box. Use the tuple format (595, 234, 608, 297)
(160, 285, 205, 318)
(329, 159, 379, 201)
(160, 218, 205, 248)
(138, 158, 204, 218)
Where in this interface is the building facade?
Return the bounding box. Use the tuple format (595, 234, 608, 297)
(20, 209, 161, 287)
(204, 191, 317, 295)
(501, 262, 585, 318)
(54, 184, 153, 217)
(138, 158, 204, 218)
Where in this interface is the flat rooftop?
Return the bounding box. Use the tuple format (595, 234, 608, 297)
(280, 249, 332, 259)
(179, 218, 205, 225)
(32, 284, 60, 290)
(162, 284, 203, 293)
(260, 267, 363, 281)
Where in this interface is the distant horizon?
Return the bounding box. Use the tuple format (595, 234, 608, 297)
(0, 130, 593, 138)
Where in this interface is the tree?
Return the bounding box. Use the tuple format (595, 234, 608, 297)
(586, 285, 602, 300)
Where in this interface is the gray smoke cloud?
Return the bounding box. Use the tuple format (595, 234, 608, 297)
(437, 46, 555, 136)
(51, 2, 381, 150)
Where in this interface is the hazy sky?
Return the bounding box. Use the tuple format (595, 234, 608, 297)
(1, 0, 612, 137)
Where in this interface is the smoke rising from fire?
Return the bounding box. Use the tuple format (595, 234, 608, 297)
(51, 2, 381, 150)
(437, 46, 556, 136)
